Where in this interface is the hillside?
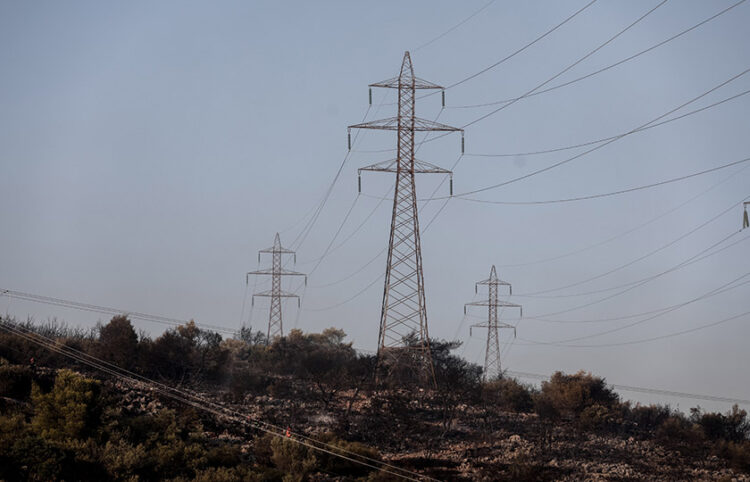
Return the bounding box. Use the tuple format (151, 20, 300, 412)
(1, 315, 749, 481)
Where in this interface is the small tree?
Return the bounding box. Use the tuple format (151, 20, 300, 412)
(96, 316, 138, 370)
(482, 377, 534, 413)
(537, 371, 619, 419)
(691, 405, 750, 443)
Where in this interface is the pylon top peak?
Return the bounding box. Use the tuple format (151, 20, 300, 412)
(490, 265, 497, 279)
(368, 52, 444, 91)
(400, 51, 413, 78)
(273, 232, 281, 246)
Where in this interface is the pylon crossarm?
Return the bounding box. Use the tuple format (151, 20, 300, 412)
(258, 247, 295, 255)
(469, 322, 489, 335)
(498, 323, 517, 338)
(466, 300, 521, 308)
(477, 278, 512, 287)
(359, 158, 452, 174)
(476, 280, 512, 295)
(253, 289, 299, 297)
(465, 301, 522, 317)
(469, 321, 516, 333)
(369, 76, 443, 90)
(247, 268, 306, 277)
(349, 116, 462, 132)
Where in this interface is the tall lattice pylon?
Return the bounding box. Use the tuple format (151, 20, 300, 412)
(246, 233, 306, 343)
(348, 51, 463, 386)
(465, 266, 522, 381)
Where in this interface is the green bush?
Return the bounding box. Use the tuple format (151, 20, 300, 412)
(255, 431, 380, 480)
(270, 436, 318, 482)
(31, 369, 102, 442)
(316, 432, 381, 477)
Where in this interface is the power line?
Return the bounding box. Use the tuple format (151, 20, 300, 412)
(420, 0, 670, 143)
(299, 190, 389, 269)
(493, 163, 749, 269)
(525, 268, 750, 346)
(520, 231, 750, 302)
(308, 246, 385, 290)
(288, 88, 393, 253)
(523, 198, 744, 299)
(439, 67, 750, 200)
(290, 88, 394, 257)
(444, 0, 599, 90)
(520, 270, 750, 330)
(461, 155, 750, 205)
(526, 227, 742, 322)
(274, 92, 397, 326)
(542, 308, 750, 349)
(465, 87, 750, 158)
(449, 0, 747, 109)
(305, 195, 360, 276)
(413, 0, 497, 52)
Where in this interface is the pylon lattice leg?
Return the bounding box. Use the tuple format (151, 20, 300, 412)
(268, 247, 283, 340)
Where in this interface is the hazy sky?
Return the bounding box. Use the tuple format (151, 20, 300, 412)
(1, 0, 749, 411)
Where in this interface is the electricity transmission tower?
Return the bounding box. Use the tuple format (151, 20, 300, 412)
(465, 265, 522, 381)
(348, 51, 463, 386)
(246, 233, 306, 343)
(743, 202, 749, 229)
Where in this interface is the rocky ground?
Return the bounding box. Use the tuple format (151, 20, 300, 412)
(109, 379, 750, 481)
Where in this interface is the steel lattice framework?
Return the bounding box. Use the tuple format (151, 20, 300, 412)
(247, 233, 306, 343)
(348, 51, 463, 385)
(465, 266, 522, 381)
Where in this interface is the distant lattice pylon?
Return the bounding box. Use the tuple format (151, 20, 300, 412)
(348, 51, 463, 386)
(247, 233, 306, 343)
(465, 265, 522, 381)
